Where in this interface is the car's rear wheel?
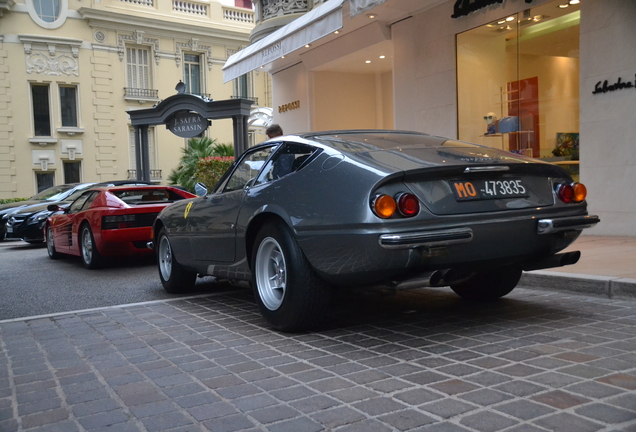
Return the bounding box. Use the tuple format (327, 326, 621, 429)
(80, 224, 102, 269)
(46, 224, 60, 260)
(157, 228, 196, 294)
(450, 266, 522, 301)
(251, 221, 331, 332)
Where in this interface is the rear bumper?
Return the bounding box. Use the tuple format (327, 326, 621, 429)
(379, 228, 473, 249)
(537, 215, 600, 234)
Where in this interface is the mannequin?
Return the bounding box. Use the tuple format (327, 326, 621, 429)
(484, 112, 498, 135)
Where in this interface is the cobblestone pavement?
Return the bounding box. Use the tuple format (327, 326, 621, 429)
(1, 285, 635, 432)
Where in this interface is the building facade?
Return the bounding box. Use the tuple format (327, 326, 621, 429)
(224, 0, 636, 236)
(0, 0, 272, 198)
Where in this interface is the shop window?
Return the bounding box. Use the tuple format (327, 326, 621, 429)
(63, 161, 81, 183)
(59, 85, 78, 127)
(183, 54, 202, 96)
(31, 83, 51, 137)
(457, 0, 580, 165)
(36, 172, 55, 192)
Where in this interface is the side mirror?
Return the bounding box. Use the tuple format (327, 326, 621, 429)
(47, 204, 61, 212)
(194, 182, 208, 197)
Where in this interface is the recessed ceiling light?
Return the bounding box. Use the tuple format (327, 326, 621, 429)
(505, 16, 515, 22)
(379, 55, 386, 59)
(366, 13, 377, 19)
(304, 44, 311, 48)
(365, 60, 371, 63)
(334, 30, 340, 34)
(497, 19, 506, 24)
(569, 0, 580, 4)
(558, 3, 569, 8)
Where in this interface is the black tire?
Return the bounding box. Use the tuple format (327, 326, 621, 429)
(79, 224, 102, 269)
(46, 224, 61, 260)
(450, 266, 522, 301)
(157, 228, 196, 294)
(251, 221, 332, 332)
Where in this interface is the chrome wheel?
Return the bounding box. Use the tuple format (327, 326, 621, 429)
(255, 236, 287, 311)
(47, 226, 55, 254)
(158, 235, 172, 281)
(81, 227, 93, 264)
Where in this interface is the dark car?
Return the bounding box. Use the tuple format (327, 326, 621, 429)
(1, 183, 95, 242)
(152, 130, 599, 332)
(5, 180, 155, 244)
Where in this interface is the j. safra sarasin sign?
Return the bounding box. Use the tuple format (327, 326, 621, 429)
(168, 111, 209, 138)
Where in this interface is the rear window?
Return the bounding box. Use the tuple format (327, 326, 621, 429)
(307, 132, 478, 152)
(110, 189, 183, 204)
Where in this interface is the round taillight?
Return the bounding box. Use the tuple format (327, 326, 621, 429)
(572, 182, 587, 203)
(556, 183, 574, 203)
(396, 193, 420, 217)
(373, 194, 396, 218)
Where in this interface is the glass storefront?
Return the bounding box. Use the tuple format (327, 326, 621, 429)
(457, 0, 580, 178)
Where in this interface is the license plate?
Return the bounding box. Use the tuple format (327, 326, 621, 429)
(451, 179, 528, 201)
(6, 227, 12, 233)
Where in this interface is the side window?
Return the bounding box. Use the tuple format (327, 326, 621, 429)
(255, 143, 318, 186)
(224, 146, 277, 192)
(68, 192, 95, 214)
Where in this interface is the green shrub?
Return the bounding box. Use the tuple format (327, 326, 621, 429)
(195, 156, 234, 191)
(0, 198, 28, 205)
(168, 137, 234, 192)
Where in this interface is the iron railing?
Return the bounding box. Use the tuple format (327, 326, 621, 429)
(124, 88, 159, 99)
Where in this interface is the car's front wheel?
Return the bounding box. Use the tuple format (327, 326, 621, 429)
(157, 228, 196, 294)
(251, 221, 332, 332)
(80, 224, 102, 269)
(450, 266, 522, 301)
(46, 224, 60, 260)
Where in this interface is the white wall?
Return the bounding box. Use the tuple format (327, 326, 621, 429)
(271, 62, 311, 134)
(579, 0, 636, 236)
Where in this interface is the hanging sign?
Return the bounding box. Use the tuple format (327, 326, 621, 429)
(167, 111, 208, 138)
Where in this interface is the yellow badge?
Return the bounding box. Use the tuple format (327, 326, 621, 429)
(184, 202, 193, 219)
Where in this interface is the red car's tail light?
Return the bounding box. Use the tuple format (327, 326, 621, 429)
(396, 193, 420, 217)
(373, 194, 397, 218)
(102, 214, 137, 230)
(556, 182, 587, 204)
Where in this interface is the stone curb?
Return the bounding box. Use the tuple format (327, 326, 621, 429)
(521, 270, 636, 300)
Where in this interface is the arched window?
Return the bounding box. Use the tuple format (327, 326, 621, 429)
(27, 0, 68, 29)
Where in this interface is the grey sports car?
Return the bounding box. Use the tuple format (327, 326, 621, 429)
(152, 130, 599, 331)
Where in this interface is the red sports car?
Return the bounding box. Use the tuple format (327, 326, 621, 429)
(45, 185, 196, 268)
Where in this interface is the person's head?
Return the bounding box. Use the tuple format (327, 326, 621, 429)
(266, 124, 283, 139)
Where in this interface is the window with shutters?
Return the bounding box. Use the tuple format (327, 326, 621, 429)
(124, 47, 158, 101)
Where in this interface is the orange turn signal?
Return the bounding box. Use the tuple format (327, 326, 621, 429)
(572, 182, 587, 203)
(373, 194, 397, 218)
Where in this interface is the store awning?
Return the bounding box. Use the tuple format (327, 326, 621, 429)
(222, 0, 345, 82)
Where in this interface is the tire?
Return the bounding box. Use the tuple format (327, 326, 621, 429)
(450, 266, 522, 301)
(80, 224, 102, 269)
(46, 224, 61, 260)
(157, 228, 196, 294)
(251, 221, 332, 332)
